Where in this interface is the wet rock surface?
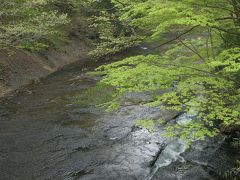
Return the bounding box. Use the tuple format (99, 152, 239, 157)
(0, 61, 239, 180)
(0, 63, 165, 180)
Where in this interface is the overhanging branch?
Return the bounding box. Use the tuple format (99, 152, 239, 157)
(153, 25, 200, 49)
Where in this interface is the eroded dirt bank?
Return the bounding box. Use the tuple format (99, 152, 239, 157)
(0, 39, 90, 98)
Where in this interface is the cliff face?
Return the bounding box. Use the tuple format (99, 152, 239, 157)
(0, 39, 90, 98)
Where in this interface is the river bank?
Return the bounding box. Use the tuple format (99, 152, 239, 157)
(0, 38, 91, 99)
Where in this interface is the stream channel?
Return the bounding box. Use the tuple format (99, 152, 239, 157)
(0, 45, 239, 180)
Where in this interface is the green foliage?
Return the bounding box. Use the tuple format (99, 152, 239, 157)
(208, 48, 240, 73)
(87, 8, 143, 58)
(89, 35, 143, 58)
(3, 0, 239, 144)
(118, 0, 235, 37)
(89, 0, 240, 143)
(0, 0, 69, 51)
(136, 118, 155, 132)
(0, 0, 141, 55)
(95, 51, 240, 142)
(135, 118, 165, 132)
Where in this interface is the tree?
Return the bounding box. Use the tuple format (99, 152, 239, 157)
(0, 0, 69, 51)
(0, 0, 142, 55)
(86, 0, 143, 58)
(90, 0, 240, 143)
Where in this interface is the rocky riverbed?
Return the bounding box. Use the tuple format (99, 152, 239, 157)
(0, 52, 239, 180)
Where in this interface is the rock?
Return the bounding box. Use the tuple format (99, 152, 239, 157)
(105, 126, 132, 140)
(153, 110, 181, 124)
(182, 166, 214, 180)
(121, 92, 153, 105)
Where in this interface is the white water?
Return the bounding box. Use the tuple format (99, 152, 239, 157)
(148, 113, 194, 180)
(148, 138, 186, 180)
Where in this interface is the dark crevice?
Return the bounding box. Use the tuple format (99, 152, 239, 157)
(149, 144, 166, 168)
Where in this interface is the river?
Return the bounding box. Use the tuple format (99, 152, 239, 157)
(0, 46, 239, 180)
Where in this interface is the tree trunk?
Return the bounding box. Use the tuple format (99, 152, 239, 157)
(231, 0, 240, 24)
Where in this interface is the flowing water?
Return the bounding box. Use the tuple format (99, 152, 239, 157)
(0, 47, 239, 180)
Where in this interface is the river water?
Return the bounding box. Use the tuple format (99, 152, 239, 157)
(0, 47, 239, 180)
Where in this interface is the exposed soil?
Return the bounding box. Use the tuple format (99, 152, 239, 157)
(0, 38, 91, 98)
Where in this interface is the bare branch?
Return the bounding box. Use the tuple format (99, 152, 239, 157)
(177, 38, 206, 63)
(190, 2, 234, 13)
(153, 25, 200, 49)
(211, 26, 240, 36)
